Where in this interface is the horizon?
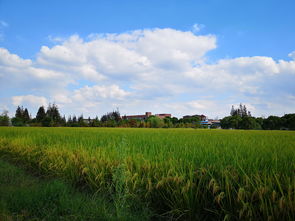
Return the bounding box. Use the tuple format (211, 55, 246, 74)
(7, 101, 290, 120)
(1, 0, 295, 119)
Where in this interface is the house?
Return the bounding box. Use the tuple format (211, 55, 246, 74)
(200, 119, 221, 128)
(123, 112, 152, 120)
(123, 112, 171, 120)
(183, 114, 207, 121)
(155, 113, 171, 119)
(83, 118, 93, 124)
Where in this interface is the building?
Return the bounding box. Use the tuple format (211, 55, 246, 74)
(155, 113, 171, 119)
(200, 119, 221, 128)
(123, 112, 171, 120)
(183, 114, 207, 121)
(123, 112, 151, 120)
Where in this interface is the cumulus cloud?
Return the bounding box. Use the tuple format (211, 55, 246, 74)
(1, 28, 295, 118)
(0, 20, 8, 41)
(12, 95, 48, 108)
(288, 51, 295, 60)
(73, 84, 130, 101)
(0, 21, 8, 27)
(185, 56, 295, 97)
(192, 24, 205, 33)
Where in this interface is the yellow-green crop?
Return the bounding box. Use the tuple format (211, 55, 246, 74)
(0, 127, 294, 220)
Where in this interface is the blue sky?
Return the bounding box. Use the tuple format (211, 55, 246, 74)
(0, 0, 295, 118)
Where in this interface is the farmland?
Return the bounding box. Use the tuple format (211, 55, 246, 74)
(0, 127, 294, 220)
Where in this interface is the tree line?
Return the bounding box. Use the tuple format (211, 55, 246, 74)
(0, 103, 294, 130)
(220, 104, 295, 130)
(0, 104, 203, 128)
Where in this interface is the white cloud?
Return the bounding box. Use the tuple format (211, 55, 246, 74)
(12, 95, 48, 107)
(192, 24, 205, 33)
(0, 21, 8, 28)
(37, 29, 216, 81)
(288, 51, 295, 60)
(1, 28, 295, 118)
(0, 48, 72, 95)
(187, 100, 217, 110)
(0, 21, 8, 41)
(0, 48, 32, 67)
(47, 35, 66, 43)
(73, 84, 130, 101)
(184, 56, 295, 95)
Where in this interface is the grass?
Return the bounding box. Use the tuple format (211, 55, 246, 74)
(0, 127, 294, 220)
(0, 156, 151, 221)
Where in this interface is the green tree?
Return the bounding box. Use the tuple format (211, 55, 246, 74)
(90, 116, 100, 127)
(230, 103, 251, 117)
(128, 119, 138, 128)
(163, 117, 173, 128)
(220, 116, 242, 129)
(71, 115, 79, 127)
(46, 104, 61, 126)
(36, 106, 46, 123)
(230, 116, 242, 129)
(15, 106, 23, 119)
(0, 111, 10, 126)
(23, 108, 31, 123)
(281, 113, 295, 130)
(262, 116, 282, 130)
(170, 117, 179, 125)
(240, 116, 258, 129)
(42, 116, 53, 127)
(12, 106, 25, 126)
(78, 115, 86, 127)
(60, 115, 67, 126)
(148, 116, 164, 128)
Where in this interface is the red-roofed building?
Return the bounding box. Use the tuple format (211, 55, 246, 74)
(183, 114, 207, 121)
(123, 112, 171, 120)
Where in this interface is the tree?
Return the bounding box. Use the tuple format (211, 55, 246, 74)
(128, 119, 138, 128)
(42, 116, 53, 127)
(78, 115, 86, 127)
(262, 116, 282, 130)
(230, 105, 235, 116)
(15, 106, 23, 119)
(60, 115, 67, 126)
(255, 117, 263, 129)
(36, 106, 46, 123)
(12, 106, 26, 126)
(230, 115, 242, 129)
(100, 110, 121, 126)
(163, 117, 173, 128)
(67, 116, 73, 127)
(90, 116, 100, 127)
(220, 116, 231, 129)
(23, 108, 30, 123)
(148, 116, 164, 128)
(71, 115, 79, 127)
(230, 103, 251, 117)
(240, 116, 258, 130)
(0, 111, 10, 126)
(281, 113, 295, 130)
(222, 104, 255, 129)
(170, 117, 179, 125)
(220, 115, 242, 129)
(46, 103, 61, 126)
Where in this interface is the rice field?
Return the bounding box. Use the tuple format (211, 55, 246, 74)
(0, 127, 294, 220)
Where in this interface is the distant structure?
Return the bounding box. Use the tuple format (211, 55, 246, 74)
(182, 114, 220, 128)
(155, 113, 172, 119)
(123, 112, 171, 120)
(201, 119, 221, 128)
(183, 114, 207, 121)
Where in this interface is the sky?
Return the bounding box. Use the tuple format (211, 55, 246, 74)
(0, 0, 295, 119)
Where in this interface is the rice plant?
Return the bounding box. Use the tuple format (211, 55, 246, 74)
(0, 127, 294, 220)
